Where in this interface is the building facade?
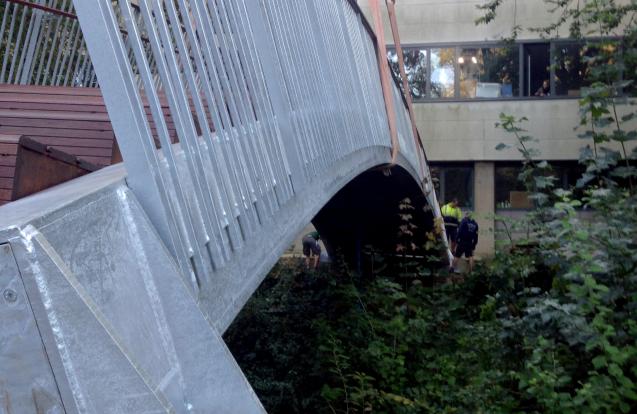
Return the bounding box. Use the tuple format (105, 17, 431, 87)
(358, 0, 636, 255)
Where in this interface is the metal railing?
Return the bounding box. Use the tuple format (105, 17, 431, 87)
(0, 0, 164, 88)
(0, 0, 95, 86)
(72, 0, 435, 294)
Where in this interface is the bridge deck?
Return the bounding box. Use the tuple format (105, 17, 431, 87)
(0, 84, 188, 205)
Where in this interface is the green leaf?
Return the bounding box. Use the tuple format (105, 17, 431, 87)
(533, 175, 555, 189)
(575, 230, 589, 240)
(495, 142, 509, 151)
(592, 355, 607, 369)
(608, 363, 624, 379)
(611, 166, 637, 178)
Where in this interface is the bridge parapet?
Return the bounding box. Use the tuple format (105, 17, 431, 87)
(0, 1, 441, 412)
(73, 0, 436, 296)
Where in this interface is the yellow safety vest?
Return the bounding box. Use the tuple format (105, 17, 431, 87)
(441, 203, 462, 222)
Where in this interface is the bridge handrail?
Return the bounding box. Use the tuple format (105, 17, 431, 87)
(71, 0, 435, 293)
(0, 0, 96, 86)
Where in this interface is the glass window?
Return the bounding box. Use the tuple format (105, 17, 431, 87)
(384, 39, 627, 101)
(430, 48, 456, 98)
(431, 164, 474, 208)
(495, 162, 585, 209)
(554, 43, 591, 97)
(523, 43, 551, 97)
(624, 39, 637, 96)
(551, 162, 585, 189)
(387, 48, 429, 100)
(554, 42, 621, 97)
(458, 46, 519, 98)
(495, 165, 527, 209)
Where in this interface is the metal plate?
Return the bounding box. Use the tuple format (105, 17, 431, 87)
(0, 243, 64, 414)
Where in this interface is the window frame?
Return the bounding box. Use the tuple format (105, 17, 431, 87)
(388, 37, 622, 103)
(493, 161, 586, 211)
(429, 162, 475, 210)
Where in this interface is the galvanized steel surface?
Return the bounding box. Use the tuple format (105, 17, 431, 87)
(2, 179, 267, 413)
(0, 141, 423, 413)
(0, 243, 65, 414)
(0, 0, 443, 411)
(73, 0, 437, 298)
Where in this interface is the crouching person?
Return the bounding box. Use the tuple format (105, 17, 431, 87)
(302, 231, 321, 270)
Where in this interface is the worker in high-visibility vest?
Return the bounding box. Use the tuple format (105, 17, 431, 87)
(441, 198, 462, 253)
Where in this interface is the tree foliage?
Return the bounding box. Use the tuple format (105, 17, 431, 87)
(222, 3, 637, 413)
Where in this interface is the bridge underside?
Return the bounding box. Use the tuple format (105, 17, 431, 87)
(315, 165, 435, 272)
(0, 144, 434, 413)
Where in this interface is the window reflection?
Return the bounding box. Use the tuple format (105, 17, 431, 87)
(458, 46, 518, 98)
(495, 165, 527, 209)
(431, 164, 474, 208)
(385, 39, 624, 100)
(495, 162, 584, 209)
(554, 43, 591, 96)
(387, 48, 428, 100)
(430, 48, 455, 98)
(554, 42, 619, 96)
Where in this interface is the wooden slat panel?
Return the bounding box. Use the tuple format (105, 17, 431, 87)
(19, 136, 115, 149)
(0, 102, 108, 113)
(0, 96, 175, 118)
(0, 126, 115, 140)
(53, 146, 113, 157)
(0, 110, 110, 122)
(0, 85, 103, 96)
(0, 116, 175, 131)
(0, 166, 15, 177)
(78, 156, 111, 166)
(0, 144, 18, 155)
(0, 85, 173, 106)
(0, 155, 16, 167)
(0, 134, 20, 143)
(0, 189, 11, 201)
(0, 177, 13, 189)
(12, 144, 96, 201)
(0, 117, 114, 131)
(0, 93, 106, 105)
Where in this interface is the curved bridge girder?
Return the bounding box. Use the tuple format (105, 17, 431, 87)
(0, 0, 444, 411)
(0, 143, 435, 413)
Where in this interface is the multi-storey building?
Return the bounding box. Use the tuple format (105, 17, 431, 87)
(358, 0, 636, 255)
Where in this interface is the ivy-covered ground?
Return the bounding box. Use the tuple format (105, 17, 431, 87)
(224, 259, 515, 413)
(226, 172, 637, 413)
(225, 189, 637, 413)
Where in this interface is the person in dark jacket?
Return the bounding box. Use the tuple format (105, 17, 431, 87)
(302, 231, 321, 270)
(451, 211, 479, 272)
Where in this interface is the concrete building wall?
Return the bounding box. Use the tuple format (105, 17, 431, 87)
(415, 99, 637, 161)
(357, 0, 632, 44)
(358, 0, 556, 44)
(473, 162, 495, 257)
(356, 0, 636, 256)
